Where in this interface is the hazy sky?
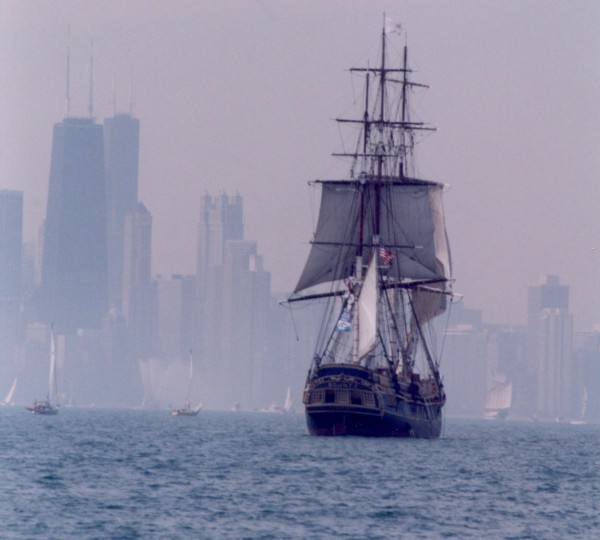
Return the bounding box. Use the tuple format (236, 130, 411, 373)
(1, 0, 599, 331)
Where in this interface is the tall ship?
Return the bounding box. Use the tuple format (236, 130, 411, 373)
(288, 20, 453, 438)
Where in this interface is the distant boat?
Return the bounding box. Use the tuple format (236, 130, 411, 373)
(570, 386, 588, 425)
(2, 377, 17, 406)
(283, 386, 294, 413)
(27, 327, 59, 415)
(261, 402, 282, 413)
(261, 388, 294, 414)
(172, 351, 202, 417)
(483, 372, 512, 420)
(286, 20, 452, 438)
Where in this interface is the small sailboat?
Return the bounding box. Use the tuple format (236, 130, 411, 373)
(283, 386, 294, 413)
(570, 386, 587, 425)
(172, 352, 202, 416)
(27, 327, 59, 415)
(2, 377, 17, 406)
(483, 372, 512, 420)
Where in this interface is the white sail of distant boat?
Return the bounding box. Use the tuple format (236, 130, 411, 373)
(172, 351, 201, 416)
(571, 386, 588, 425)
(2, 378, 17, 406)
(27, 326, 59, 415)
(283, 386, 293, 413)
(483, 371, 512, 420)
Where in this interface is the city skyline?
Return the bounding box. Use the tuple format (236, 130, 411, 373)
(1, 1, 599, 333)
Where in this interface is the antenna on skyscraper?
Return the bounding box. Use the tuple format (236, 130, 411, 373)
(65, 27, 71, 117)
(88, 38, 94, 119)
(128, 65, 134, 116)
(112, 75, 117, 116)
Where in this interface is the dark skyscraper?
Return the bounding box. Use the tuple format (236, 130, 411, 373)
(104, 113, 140, 309)
(40, 117, 108, 333)
(0, 190, 23, 305)
(0, 190, 23, 367)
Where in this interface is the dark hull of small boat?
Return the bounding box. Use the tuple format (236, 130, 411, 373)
(172, 409, 199, 416)
(26, 404, 58, 415)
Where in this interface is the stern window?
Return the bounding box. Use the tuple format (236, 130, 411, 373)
(350, 391, 363, 405)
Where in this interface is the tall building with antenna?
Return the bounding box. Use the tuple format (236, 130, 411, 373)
(104, 111, 140, 309)
(38, 46, 108, 333)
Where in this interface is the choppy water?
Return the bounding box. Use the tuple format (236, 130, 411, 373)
(1, 409, 598, 539)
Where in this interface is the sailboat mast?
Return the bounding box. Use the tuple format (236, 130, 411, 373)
(48, 326, 57, 403)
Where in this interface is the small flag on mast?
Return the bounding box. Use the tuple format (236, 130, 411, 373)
(384, 16, 402, 35)
(380, 248, 395, 265)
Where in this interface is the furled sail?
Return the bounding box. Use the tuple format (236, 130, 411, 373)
(294, 179, 451, 293)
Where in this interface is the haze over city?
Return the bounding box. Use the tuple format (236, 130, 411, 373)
(1, 0, 599, 331)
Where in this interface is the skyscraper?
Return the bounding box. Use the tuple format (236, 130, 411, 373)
(122, 202, 154, 360)
(195, 192, 272, 409)
(527, 275, 573, 418)
(0, 190, 23, 368)
(195, 192, 243, 300)
(104, 113, 140, 309)
(40, 117, 108, 333)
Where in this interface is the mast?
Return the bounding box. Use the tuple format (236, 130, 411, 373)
(65, 34, 71, 117)
(400, 45, 408, 178)
(112, 75, 117, 116)
(88, 39, 94, 119)
(375, 18, 386, 237)
(48, 325, 58, 404)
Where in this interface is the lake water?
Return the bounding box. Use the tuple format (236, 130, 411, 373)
(1, 409, 598, 539)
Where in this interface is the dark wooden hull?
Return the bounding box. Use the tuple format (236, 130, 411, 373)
(304, 365, 444, 439)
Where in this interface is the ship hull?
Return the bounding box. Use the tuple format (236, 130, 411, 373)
(306, 406, 441, 438)
(303, 365, 444, 439)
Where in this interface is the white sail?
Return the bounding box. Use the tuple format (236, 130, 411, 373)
(485, 380, 512, 411)
(2, 378, 17, 405)
(357, 254, 377, 359)
(48, 329, 58, 405)
(284, 386, 293, 412)
(186, 353, 193, 403)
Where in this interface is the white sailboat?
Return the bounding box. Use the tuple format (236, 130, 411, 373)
(483, 372, 512, 420)
(283, 386, 294, 413)
(2, 378, 17, 406)
(570, 386, 588, 425)
(172, 352, 202, 416)
(27, 327, 59, 415)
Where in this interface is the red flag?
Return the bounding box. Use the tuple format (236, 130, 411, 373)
(379, 248, 395, 265)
